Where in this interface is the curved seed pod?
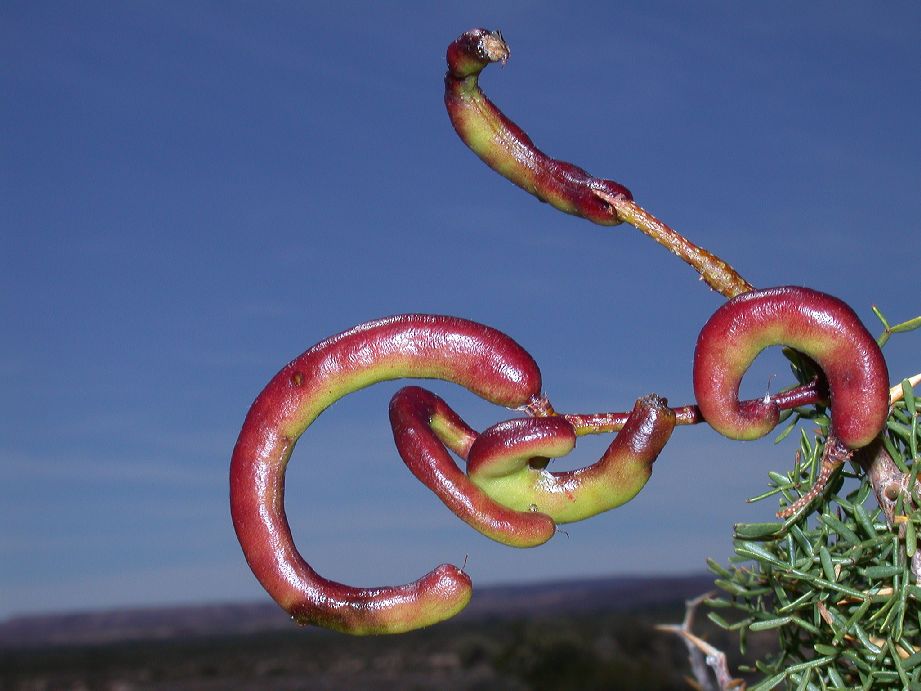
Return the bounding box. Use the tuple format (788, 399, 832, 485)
(230, 315, 542, 634)
(389, 386, 557, 547)
(693, 286, 889, 448)
(467, 395, 676, 523)
(444, 28, 753, 299)
(445, 28, 632, 225)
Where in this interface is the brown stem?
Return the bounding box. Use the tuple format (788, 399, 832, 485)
(856, 439, 921, 582)
(889, 372, 921, 404)
(776, 434, 851, 519)
(557, 381, 823, 436)
(598, 192, 754, 299)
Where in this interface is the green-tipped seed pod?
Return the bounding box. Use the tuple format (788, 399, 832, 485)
(693, 286, 889, 448)
(230, 315, 542, 634)
(467, 395, 676, 522)
(445, 28, 632, 225)
(389, 386, 557, 547)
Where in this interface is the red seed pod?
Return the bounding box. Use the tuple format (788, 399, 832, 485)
(230, 315, 542, 634)
(445, 28, 632, 225)
(693, 286, 889, 448)
(467, 395, 676, 523)
(444, 28, 756, 300)
(389, 386, 557, 547)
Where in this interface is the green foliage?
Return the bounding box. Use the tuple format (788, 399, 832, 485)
(709, 310, 921, 690)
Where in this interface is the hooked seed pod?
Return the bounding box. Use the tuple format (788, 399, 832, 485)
(389, 385, 558, 548)
(467, 395, 676, 523)
(444, 28, 754, 299)
(230, 27, 897, 638)
(445, 28, 633, 224)
(693, 286, 889, 449)
(230, 314, 542, 634)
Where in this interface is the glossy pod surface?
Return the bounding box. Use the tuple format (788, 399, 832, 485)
(230, 25, 899, 636)
(468, 395, 676, 523)
(389, 386, 557, 547)
(445, 28, 632, 225)
(230, 315, 542, 634)
(693, 286, 889, 448)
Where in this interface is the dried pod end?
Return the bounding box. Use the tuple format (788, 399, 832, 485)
(447, 28, 509, 78)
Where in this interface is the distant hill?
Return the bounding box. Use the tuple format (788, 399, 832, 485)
(0, 573, 714, 649)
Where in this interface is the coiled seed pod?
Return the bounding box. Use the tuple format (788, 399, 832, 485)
(693, 286, 888, 449)
(445, 28, 632, 224)
(467, 395, 676, 523)
(230, 315, 542, 634)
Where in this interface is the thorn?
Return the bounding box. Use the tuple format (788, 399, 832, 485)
(764, 373, 776, 403)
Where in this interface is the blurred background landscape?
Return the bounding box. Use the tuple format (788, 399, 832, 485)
(3, 573, 765, 689)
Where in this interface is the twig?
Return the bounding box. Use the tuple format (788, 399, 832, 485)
(776, 435, 850, 519)
(889, 372, 921, 405)
(656, 592, 745, 690)
(856, 439, 921, 582)
(600, 192, 754, 299)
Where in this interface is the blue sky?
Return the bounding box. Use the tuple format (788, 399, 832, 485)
(2, 2, 919, 619)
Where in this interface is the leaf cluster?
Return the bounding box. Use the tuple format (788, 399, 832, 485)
(707, 313, 921, 690)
